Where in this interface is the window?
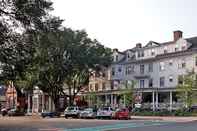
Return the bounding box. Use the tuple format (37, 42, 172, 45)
(127, 53, 130, 58)
(102, 83, 106, 90)
(169, 75, 173, 82)
(140, 80, 144, 88)
(195, 57, 197, 66)
(148, 63, 153, 72)
(118, 67, 122, 72)
(182, 46, 186, 50)
(126, 65, 134, 75)
(159, 62, 165, 71)
(164, 47, 168, 54)
(140, 64, 145, 74)
(178, 75, 183, 85)
(95, 83, 99, 91)
(138, 51, 144, 58)
(175, 47, 178, 52)
(169, 60, 173, 66)
(178, 60, 186, 69)
(115, 55, 118, 61)
(160, 77, 165, 87)
(151, 49, 155, 56)
(89, 84, 93, 91)
(149, 78, 153, 87)
(112, 67, 115, 76)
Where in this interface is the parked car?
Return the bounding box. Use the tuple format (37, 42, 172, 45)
(64, 106, 81, 118)
(41, 111, 61, 118)
(113, 108, 130, 120)
(1, 108, 8, 116)
(80, 108, 96, 119)
(96, 107, 114, 119)
(8, 109, 25, 116)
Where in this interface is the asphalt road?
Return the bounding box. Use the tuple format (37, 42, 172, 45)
(0, 117, 197, 131)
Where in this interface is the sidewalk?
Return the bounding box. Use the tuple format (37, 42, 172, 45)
(132, 116, 197, 122)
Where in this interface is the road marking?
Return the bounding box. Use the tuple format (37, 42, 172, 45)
(39, 128, 64, 131)
(64, 121, 173, 131)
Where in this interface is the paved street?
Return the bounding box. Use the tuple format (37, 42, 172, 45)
(0, 116, 197, 131)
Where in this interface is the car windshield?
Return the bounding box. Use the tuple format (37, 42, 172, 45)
(84, 108, 93, 111)
(66, 107, 75, 111)
(101, 107, 111, 111)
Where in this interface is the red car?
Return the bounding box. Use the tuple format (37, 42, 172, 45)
(113, 108, 130, 120)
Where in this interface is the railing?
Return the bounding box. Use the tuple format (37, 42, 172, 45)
(141, 103, 185, 110)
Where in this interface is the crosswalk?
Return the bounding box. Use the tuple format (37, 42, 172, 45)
(64, 121, 173, 131)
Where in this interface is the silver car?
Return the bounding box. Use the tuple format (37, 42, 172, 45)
(80, 108, 96, 119)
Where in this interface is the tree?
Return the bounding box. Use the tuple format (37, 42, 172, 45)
(0, 0, 56, 88)
(120, 80, 135, 107)
(176, 70, 197, 109)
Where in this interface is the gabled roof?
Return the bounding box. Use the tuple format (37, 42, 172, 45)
(144, 41, 160, 48)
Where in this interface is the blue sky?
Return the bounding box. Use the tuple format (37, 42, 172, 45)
(51, 0, 197, 51)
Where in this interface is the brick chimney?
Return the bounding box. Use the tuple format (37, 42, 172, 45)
(173, 30, 183, 41)
(136, 43, 142, 48)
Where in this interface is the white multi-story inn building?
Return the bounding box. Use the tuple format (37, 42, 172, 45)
(84, 30, 197, 111)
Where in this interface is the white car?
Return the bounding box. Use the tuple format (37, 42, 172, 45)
(96, 107, 114, 119)
(64, 106, 81, 118)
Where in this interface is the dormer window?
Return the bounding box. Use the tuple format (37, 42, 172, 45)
(127, 53, 130, 58)
(175, 48, 178, 52)
(115, 55, 118, 61)
(175, 45, 179, 52)
(138, 51, 144, 58)
(164, 47, 168, 54)
(151, 49, 155, 56)
(182, 46, 186, 50)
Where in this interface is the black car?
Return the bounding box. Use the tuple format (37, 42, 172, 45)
(41, 111, 61, 118)
(8, 109, 25, 116)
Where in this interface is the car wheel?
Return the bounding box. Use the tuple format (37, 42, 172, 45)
(65, 115, 68, 119)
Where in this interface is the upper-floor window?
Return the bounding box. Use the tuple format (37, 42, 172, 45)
(159, 62, 165, 71)
(140, 64, 145, 74)
(195, 56, 197, 66)
(175, 47, 178, 52)
(169, 60, 173, 66)
(169, 75, 173, 82)
(178, 60, 186, 69)
(102, 82, 106, 90)
(95, 83, 99, 91)
(182, 46, 186, 50)
(138, 51, 144, 58)
(148, 63, 153, 72)
(164, 49, 168, 54)
(125, 65, 134, 75)
(178, 75, 184, 85)
(160, 77, 165, 87)
(89, 84, 93, 91)
(140, 79, 145, 88)
(115, 55, 118, 61)
(118, 67, 122, 72)
(112, 67, 115, 76)
(164, 47, 168, 54)
(151, 49, 155, 56)
(149, 78, 153, 87)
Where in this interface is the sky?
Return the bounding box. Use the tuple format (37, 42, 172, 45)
(51, 0, 197, 51)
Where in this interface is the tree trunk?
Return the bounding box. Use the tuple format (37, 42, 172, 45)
(53, 97, 60, 111)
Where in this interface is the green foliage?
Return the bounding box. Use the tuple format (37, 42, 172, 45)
(176, 70, 197, 108)
(120, 80, 135, 107)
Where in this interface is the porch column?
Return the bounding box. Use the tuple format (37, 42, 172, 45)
(123, 94, 126, 107)
(27, 94, 31, 114)
(170, 91, 172, 111)
(49, 96, 52, 112)
(110, 94, 113, 107)
(42, 94, 45, 112)
(105, 95, 108, 106)
(156, 91, 158, 110)
(114, 95, 117, 107)
(152, 91, 155, 111)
